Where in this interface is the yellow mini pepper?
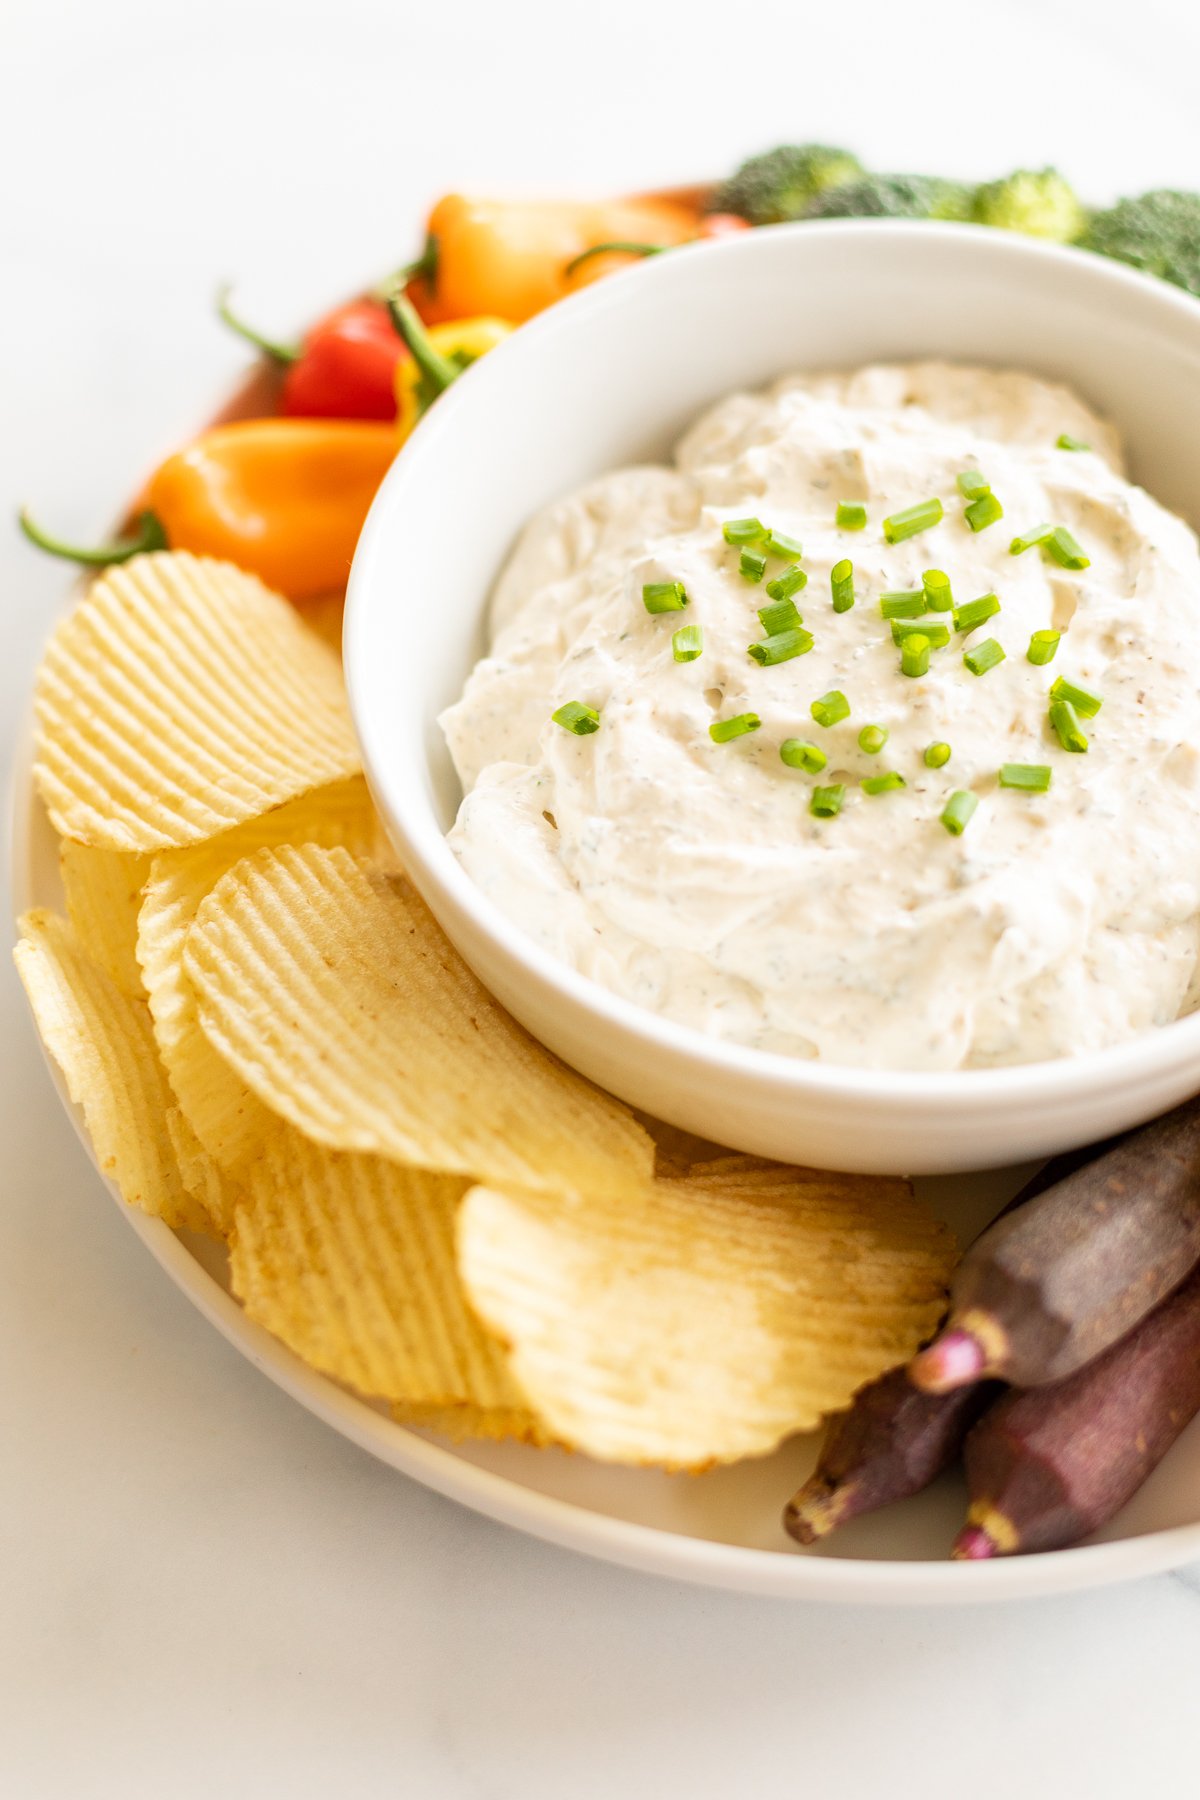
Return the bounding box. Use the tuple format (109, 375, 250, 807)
(388, 296, 512, 439)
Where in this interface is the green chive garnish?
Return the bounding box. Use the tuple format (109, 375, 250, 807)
(900, 634, 932, 678)
(1044, 526, 1090, 570)
(892, 620, 950, 649)
(1027, 629, 1061, 666)
(957, 469, 990, 500)
(883, 498, 943, 543)
(642, 580, 688, 614)
(780, 739, 827, 773)
(964, 638, 1006, 676)
(748, 627, 814, 666)
(552, 701, 600, 736)
(941, 790, 979, 836)
(880, 590, 927, 620)
(672, 624, 703, 662)
(999, 763, 1053, 791)
(810, 783, 846, 818)
(811, 690, 850, 728)
(764, 529, 803, 560)
(1049, 698, 1088, 753)
(831, 559, 855, 612)
(836, 501, 867, 530)
(858, 724, 889, 755)
(709, 712, 761, 743)
(922, 569, 953, 611)
(765, 565, 807, 601)
(1050, 675, 1102, 718)
(758, 597, 802, 634)
(953, 593, 1001, 634)
(740, 549, 767, 583)
(1056, 433, 1090, 451)
(862, 771, 906, 795)
(924, 741, 952, 769)
(965, 492, 1004, 533)
(723, 517, 765, 546)
(1010, 523, 1055, 556)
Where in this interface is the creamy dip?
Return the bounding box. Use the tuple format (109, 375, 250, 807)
(440, 363, 1200, 1070)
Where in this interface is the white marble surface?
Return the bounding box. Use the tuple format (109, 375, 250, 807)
(4, 2, 1200, 1792)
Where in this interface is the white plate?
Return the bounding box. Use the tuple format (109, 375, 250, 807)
(14, 712, 1200, 1604)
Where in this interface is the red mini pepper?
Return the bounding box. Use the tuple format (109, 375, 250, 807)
(218, 290, 407, 420)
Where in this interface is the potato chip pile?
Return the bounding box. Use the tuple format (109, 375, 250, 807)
(16, 552, 956, 1468)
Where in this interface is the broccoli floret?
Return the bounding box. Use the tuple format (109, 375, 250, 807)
(1083, 189, 1200, 296)
(803, 174, 973, 223)
(711, 144, 864, 225)
(971, 167, 1086, 242)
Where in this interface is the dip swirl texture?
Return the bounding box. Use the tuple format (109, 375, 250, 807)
(440, 363, 1200, 1070)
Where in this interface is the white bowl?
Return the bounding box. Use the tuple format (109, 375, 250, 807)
(346, 222, 1200, 1175)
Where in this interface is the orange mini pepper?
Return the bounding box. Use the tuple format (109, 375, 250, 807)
(21, 419, 398, 601)
(416, 193, 698, 323)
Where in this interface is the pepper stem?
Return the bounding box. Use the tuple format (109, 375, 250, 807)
(386, 293, 461, 397)
(563, 240, 667, 277)
(18, 506, 169, 567)
(216, 285, 302, 365)
(372, 234, 439, 301)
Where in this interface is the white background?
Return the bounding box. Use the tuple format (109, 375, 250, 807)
(5, 2, 1200, 1793)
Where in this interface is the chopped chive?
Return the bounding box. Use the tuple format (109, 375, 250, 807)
(836, 500, 867, 530)
(953, 593, 1001, 634)
(957, 469, 990, 500)
(740, 548, 767, 583)
(758, 596, 803, 634)
(941, 790, 979, 836)
(811, 689, 850, 728)
(781, 738, 827, 773)
(880, 590, 927, 620)
(764, 528, 803, 559)
(748, 627, 814, 666)
(642, 579, 688, 613)
(999, 762, 1053, 792)
(810, 783, 846, 819)
(883, 497, 943, 543)
(862, 770, 906, 796)
(858, 724, 889, 755)
(965, 492, 1004, 532)
(723, 517, 765, 546)
(892, 620, 950, 649)
(1049, 697, 1088, 753)
(922, 569, 953, 611)
(831, 559, 855, 612)
(709, 711, 761, 743)
(1056, 433, 1090, 451)
(552, 701, 600, 736)
(900, 633, 932, 678)
(1045, 526, 1090, 570)
(765, 564, 807, 601)
(672, 624, 703, 662)
(964, 638, 1006, 676)
(924, 741, 952, 769)
(1027, 629, 1061, 666)
(1050, 675, 1102, 718)
(1010, 523, 1054, 555)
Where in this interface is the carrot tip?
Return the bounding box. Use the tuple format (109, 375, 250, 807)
(951, 1523, 999, 1561)
(909, 1327, 987, 1393)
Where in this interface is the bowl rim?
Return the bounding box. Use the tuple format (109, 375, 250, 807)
(346, 218, 1200, 1105)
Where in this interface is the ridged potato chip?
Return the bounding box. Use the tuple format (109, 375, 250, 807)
(229, 1133, 526, 1413)
(184, 843, 655, 1198)
(164, 1106, 241, 1238)
(34, 553, 360, 851)
(15, 910, 213, 1234)
(60, 840, 150, 998)
(137, 777, 380, 1170)
(391, 1401, 555, 1447)
(297, 591, 345, 659)
(458, 1172, 956, 1468)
